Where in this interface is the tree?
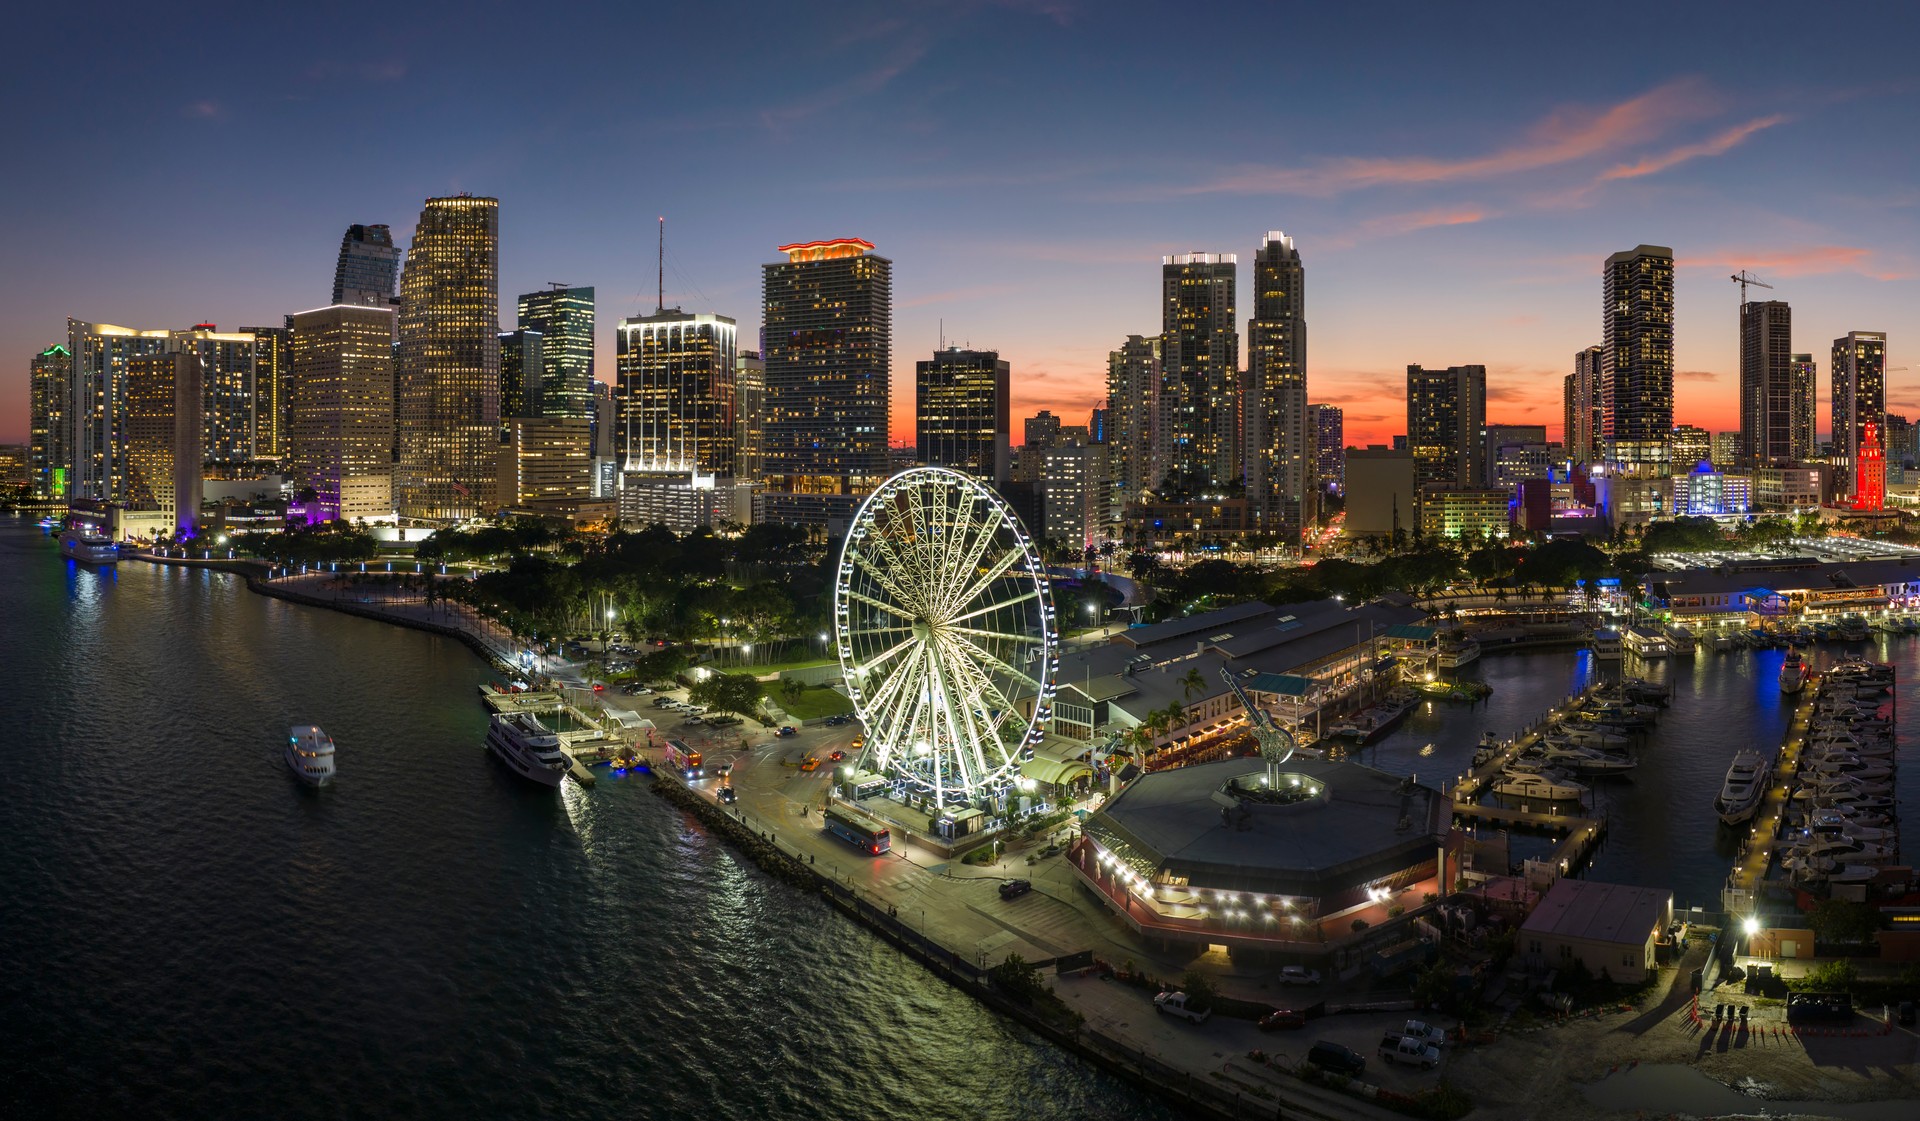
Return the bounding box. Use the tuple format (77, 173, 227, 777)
(688, 672, 763, 719)
(989, 953, 1048, 1005)
(1177, 969, 1217, 1012)
(1806, 898, 1885, 945)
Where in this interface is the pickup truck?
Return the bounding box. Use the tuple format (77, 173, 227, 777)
(1378, 1033, 1441, 1070)
(1402, 1019, 1447, 1047)
(1153, 991, 1213, 1023)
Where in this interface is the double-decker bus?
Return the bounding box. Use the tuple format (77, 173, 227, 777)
(665, 738, 703, 778)
(823, 805, 891, 855)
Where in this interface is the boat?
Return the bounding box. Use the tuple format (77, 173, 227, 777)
(1618, 678, 1671, 704)
(1665, 624, 1697, 657)
(1550, 724, 1629, 750)
(1535, 743, 1638, 776)
(1493, 770, 1588, 802)
(59, 526, 120, 565)
(1623, 626, 1672, 659)
(1836, 615, 1870, 643)
(1709, 631, 1741, 653)
(1589, 628, 1623, 660)
(1804, 757, 1893, 782)
(1786, 836, 1899, 865)
(1437, 635, 1481, 670)
(1778, 653, 1807, 695)
(485, 711, 570, 787)
(285, 725, 337, 788)
(1713, 751, 1767, 826)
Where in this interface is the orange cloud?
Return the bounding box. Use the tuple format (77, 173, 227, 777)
(1600, 114, 1788, 180)
(1687, 245, 1910, 281)
(1348, 207, 1491, 241)
(1166, 79, 1718, 196)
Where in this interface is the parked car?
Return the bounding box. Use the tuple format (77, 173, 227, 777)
(683, 716, 705, 726)
(1402, 1020, 1447, 1047)
(1306, 1040, 1365, 1076)
(1279, 966, 1322, 986)
(1377, 1034, 1440, 1070)
(652, 697, 675, 708)
(824, 715, 851, 726)
(1153, 991, 1212, 1023)
(1257, 1009, 1305, 1032)
(706, 714, 742, 727)
(775, 726, 797, 737)
(998, 879, 1032, 900)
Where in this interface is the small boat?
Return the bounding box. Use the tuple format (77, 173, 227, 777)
(1493, 770, 1588, 802)
(1713, 751, 1767, 825)
(285, 725, 337, 788)
(485, 711, 570, 787)
(1778, 654, 1806, 695)
(59, 526, 120, 565)
(1787, 837, 1899, 865)
(1836, 616, 1870, 643)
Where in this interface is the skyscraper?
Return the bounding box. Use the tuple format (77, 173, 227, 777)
(1245, 231, 1309, 538)
(1159, 253, 1238, 493)
(1831, 331, 1888, 498)
(1738, 300, 1796, 466)
(916, 347, 1009, 483)
(123, 352, 203, 536)
(395, 195, 500, 520)
(29, 344, 70, 498)
(64, 322, 254, 499)
(1024, 409, 1061, 451)
(332, 224, 401, 307)
(499, 328, 544, 419)
(1671, 424, 1711, 470)
(1791, 353, 1817, 461)
(1407, 364, 1487, 504)
(1601, 245, 1675, 475)
(760, 238, 892, 530)
(1308, 403, 1343, 496)
(1105, 334, 1160, 514)
(1565, 345, 1603, 464)
(290, 304, 396, 523)
(517, 285, 595, 421)
(734, 352, 765, 481)
(616, 309, 738, 476)
(244, 325, 291, 461)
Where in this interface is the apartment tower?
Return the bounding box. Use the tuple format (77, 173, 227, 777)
(290, 304, 396, 523)
(1831, 331, 1888, 498)
(916, 347, 1010, 484)
(1601, 245, 1675, 474)
(1738, 300, 1796, 466)
(1158, 252, 1238, 494)
(1245, 231, 1309, 539)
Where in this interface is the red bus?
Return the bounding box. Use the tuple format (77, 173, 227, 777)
(665, 738, 704, 778)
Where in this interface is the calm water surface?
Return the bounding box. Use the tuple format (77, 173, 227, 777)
(0, 521, 1174, 1121)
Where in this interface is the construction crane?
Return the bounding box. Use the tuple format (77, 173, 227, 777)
(1219, 667, 1296, 781)
(1730, 271, 1773, 304)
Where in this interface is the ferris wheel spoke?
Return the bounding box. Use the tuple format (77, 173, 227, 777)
(934, 633, 1029, 732)
(852, 632, 919, 677)
(843, 586, 917, 623)
(938, 547, 1028, 625)
(932, 494, 996, 618)
(847, 552, 924, 617)
(863, 640, 926, 729)
(941, 631, 1045, 696)
(944, 587, 1039, 628)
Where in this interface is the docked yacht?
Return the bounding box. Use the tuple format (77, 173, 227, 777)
(1589, 628, 1623, 660)
(1623, 626, 1672, 659)
(285, 725, 337, 788)
(1665, 624, 1697, 657)
(1778, 654, 1807, 695)
(1494, 770, 1588, 802)
(485, 711, 570, 787)
(1550, 724, 1629, 750)
(59, 526, 120, 565)
(1535, 743, 1638, 776)
(1437, 635, 1481, 670)
(1713, 751, 1767, 826)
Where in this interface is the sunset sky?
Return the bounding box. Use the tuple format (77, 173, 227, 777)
(4, 1, 1917, 448)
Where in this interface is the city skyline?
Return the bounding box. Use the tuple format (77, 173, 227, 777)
(5, 3, 1919, 450)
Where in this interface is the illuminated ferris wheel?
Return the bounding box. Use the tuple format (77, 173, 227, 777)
(834, 468, 1059, 809)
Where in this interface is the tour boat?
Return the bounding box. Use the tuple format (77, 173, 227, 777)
(1712, 751, 1767, 826)
(1493, 770, 1588, 802)
(1664, 624, 1697, 657)
(1778, 654, 1807, 695)
(485, 711, 570, 787)
(1437, 635, 1481, 670)
(59, 526, 120, 565)
(1589, 628, 1623, 660)
(285, 725, 337, 788)
(1623, 626, 1672, 659)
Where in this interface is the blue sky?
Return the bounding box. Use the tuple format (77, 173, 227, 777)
(4, 0, 1918, 445)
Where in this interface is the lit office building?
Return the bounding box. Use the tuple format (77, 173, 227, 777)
(245, 325, 291, 461)
(123, 352, 203, 537)
(395, 195, 500, 520)
(735, 352, 765, 481)
(1738, 300, 1797, 466)
(498, 417, 593, 505)
(1418, 486, 1510, 540)
(517, 285, 595, 422)
(1245, 232, 1309, 536)
(1159, 252, 1238, 493)
(64, 322, 254, 499)
(499, 328, 544, 420)
(1042, 441, 1106, 551)
(1831, 331, 1888, 499)
(616, 309, 738, 476)
(916, 347, 1009, 483)
(1480, 425, 1546, 486)
(1712, 431, 1741, 469)
(1407, 364, 1486, 508)
(1105, 334, 1160, 513)
(1309, 403, 1343, 495)
(1601, 245, 1675, 475)
(1564, 345, 1603, 464)
(29, 343, 71, 498)
(290, 304, 396, 523)
(1671, 462, 1752, 516)
(332, 224, 401, 307)
(760, 238, 891, 532)
(1671, 424, 1711, 471)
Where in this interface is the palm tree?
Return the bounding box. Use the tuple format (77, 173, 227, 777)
(1179, 667, 1206, 704)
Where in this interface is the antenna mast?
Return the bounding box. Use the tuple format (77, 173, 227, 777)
(656, 217, 665, 314)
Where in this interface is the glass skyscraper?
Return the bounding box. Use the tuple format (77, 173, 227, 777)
(29, 343, 71, 498)
(1601, 245, 1675, 475)
(615, 309, 737, 476)
(915, 347, 1009, 483)
(499, 328, 544, 421)
(396, 195, 500, 520)
(1245, 232, 1309, 538)
(1159, 252, 1237, 495)
(332, 224, 401, 307)
(1832, 331, 1888, 498)
(517, 286, 595, 422)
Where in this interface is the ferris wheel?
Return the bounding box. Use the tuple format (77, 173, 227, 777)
(834, 467, 1059, 808)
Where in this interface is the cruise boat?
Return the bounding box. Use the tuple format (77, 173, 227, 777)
(59, 526, 120, 565)
(1713, 751, 1767, 826)
(1493, 770, 1588, 802)
(1665, 624, 1697, 657)
(1589, 628, 1623, 660)
(1437, 635, 1481, 670)
(1623, 625, 1673, 659)
(485, 711, 570, 787)
(1778, 653, 1807, 695)
(285, 725, 337, 788)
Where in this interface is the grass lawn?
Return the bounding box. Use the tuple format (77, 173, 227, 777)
(774, 685, 853, 720)
(734, 655, 837, 677)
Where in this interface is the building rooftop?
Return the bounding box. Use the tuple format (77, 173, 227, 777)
(1521, 878, 1672, 946)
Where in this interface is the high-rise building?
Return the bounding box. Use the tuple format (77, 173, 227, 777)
(1712, 431, 1741, 469)
(589, 379, 618, 498)
(123, 352, 203, 536)
(498, 417, 593, 506)
(734, 352, 765, 481)
(1308, 403, 1343, 495)
(1244, 231, 1308, 538)
(332, 224, 401, 307)
(1106, 334, 1161, 514)
(1480, 425, 1547, 486)
(1738, 300, 1796, 466)
(1671, 424, 1711, 470)
(1853, 421, 1887, 511)
(760, 238, 891, 531)
(64, 322, 255, 499)
(915, 347, 1009, 483)
(29, 344, 71, 498)
(1565, 345, 1603, 464)
(517, 285, 595, 421)
(1024, 409, 1062, 451)
(1791, 354, 1817, 461)
(1407, 365, 1487, 505)
(395, 195, 500, 520)
(1042, 441, 1105, 552)
(244, 325, 291, 461)
(1884, 413, 1915, 468)
(1159, 253, 1238, 493)
(1601, 245, 1675, 475)
(1089, 405, 1107, 444)
(290, 304, 396, 523)
(616, 309, 738, 476)
(1831, 331, 1888, 498)
(499, 328, 544, 420)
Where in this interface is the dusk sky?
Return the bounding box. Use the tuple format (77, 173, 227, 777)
(5, 1, 1918, 448)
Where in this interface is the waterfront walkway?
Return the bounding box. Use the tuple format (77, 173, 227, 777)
(1447, 683, 1611, 875)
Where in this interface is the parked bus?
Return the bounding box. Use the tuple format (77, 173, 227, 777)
(665, 738, 704, 778)
(823, 805, 891, 855)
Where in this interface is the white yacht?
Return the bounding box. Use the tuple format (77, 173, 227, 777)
(1535, 743, 1638, 775)
(59, 526, 120, 565)
(1589, 628, 1623, 660)
(285, 725, 337, 788)
(1713, 751, 1767, 826)
(485, 711, 570, 787)
(1494, 770, 1588, 802)
(1778, 654, 1807, 695)
(1437, 635, 1481, 670)
(1550, 724, 1629, 750)
(1623, 626, 1672, 659)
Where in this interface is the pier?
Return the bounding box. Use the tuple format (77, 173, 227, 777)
(1721, 684, 1812, 913)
